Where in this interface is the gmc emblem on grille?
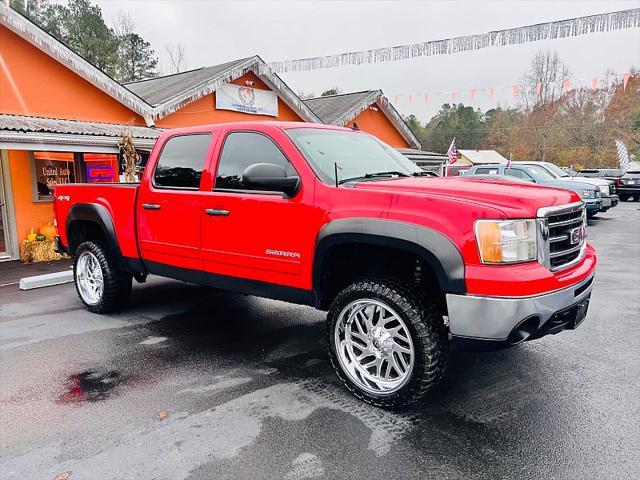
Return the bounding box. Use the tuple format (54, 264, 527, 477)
(569, 225, 586, 245)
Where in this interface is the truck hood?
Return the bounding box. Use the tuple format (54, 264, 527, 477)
(536, 180, 597, 192)
(351, 176, 579, 218)
(556, 176, 610, 187)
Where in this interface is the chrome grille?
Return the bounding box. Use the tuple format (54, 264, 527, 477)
(538, 202, 586, 271)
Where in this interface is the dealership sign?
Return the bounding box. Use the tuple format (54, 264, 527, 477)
(216, 83, 278, 117)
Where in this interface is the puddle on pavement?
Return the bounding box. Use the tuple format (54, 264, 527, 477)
(57, 370, 125, 404)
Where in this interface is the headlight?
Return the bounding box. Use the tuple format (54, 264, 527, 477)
(579, 189, 594, 198)
(599, 186, 609, 196)
(475, 219, 537, 264)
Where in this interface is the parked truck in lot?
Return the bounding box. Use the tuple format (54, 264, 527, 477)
(54, 122, 597, 408)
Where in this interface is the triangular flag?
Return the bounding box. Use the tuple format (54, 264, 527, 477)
(393, 95, 399, 104)
(623, 73, 630, 90)
(535, 82, 542, 96)
(451, 91, 457, 102)
(562, 79, 571, 93)
(512, 85, 520, 98)
(470, 88, 477, 102)
(591, 77, 599, 90)
(489, 88, 496, 100)
(424, 93, 430, 104)
(407, 95, 413, 104)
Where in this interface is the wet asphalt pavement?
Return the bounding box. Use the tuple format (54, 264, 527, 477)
(1, 202, 639, 480)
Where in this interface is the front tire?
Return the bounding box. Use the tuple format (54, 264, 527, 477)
(327, 279, 448, 408)
(74, 241, 132, 314)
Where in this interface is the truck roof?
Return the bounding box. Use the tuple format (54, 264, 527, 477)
(156, 121, 351, 137)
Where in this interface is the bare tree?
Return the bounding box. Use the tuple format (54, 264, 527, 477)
(165, 42, 188, 74)
(112, 9, 134, 38)
(522, 50, 570, 108)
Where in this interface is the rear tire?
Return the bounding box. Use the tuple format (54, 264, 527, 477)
(327, 278, 448, 409)
(74, 241, 132, 314)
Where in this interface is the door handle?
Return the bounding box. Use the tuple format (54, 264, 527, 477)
(205, 208, 230, 216)
(142, 203, 161, 210)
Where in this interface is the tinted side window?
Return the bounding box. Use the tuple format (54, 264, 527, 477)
(154, 134, 211, 189)
(505, 168, 533, 181)
(215, 132, 296, 190)
(476, 168, 499, 175)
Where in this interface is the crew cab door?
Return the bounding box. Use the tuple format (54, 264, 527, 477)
(137, 133, 213, 271)
(200, 128, 317, 290)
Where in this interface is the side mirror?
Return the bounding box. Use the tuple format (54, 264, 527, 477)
(242, 163, 300, 197)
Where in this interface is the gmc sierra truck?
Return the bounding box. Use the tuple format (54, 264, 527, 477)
(54, 122, 597, 408)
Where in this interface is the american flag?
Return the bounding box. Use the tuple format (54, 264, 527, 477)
(447, 138, 457, 164)
(615, 139, 630, 174)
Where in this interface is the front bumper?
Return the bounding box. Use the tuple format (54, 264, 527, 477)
(600, 195, 618, 209)
(446, 273, 594, 349)
(584, 199, 601, 213)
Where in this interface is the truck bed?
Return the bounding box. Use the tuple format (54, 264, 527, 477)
(54, 183, 140, 259)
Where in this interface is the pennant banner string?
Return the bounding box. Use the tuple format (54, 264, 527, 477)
(388, 71, 631, 105)
(268, 9, 639, 73)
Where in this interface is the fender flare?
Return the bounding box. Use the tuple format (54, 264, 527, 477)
(313, 218, 466, 297)
(66, 203, 127, 270)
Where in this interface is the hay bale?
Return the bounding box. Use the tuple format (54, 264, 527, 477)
(21, 240, 70, 264)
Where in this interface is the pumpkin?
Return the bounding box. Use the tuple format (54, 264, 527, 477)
(39, 222, 57, 240)
(27, 228, 38, 242)
(36, 234, 46, 241)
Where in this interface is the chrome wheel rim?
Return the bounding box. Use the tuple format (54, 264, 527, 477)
(334, 299, 415, 395)
(76, 251, 104, 305)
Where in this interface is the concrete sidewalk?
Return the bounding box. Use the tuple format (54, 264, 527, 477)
(0, 259, 73, 287)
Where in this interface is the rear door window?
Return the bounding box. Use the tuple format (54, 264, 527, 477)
(475, 168, 500, 175)
(153, 134, 211, 189)
(505, 168, 534, 181)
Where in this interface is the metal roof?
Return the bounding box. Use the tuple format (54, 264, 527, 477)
(124, 58, 253, 106)
(0, 114, 161, 151)
(0, 114, 160, 139)
(458, 149, 509, 164)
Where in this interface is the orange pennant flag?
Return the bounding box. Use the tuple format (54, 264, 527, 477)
(470, 88, 477, 102)
(512, 85, 520, 98)
(424, 93, 430, 104)
(489, 88, 496, 100)
(408, 95, 413, 104)
(623, 73, 630, 90)
(451, 91, 457, 102)
(591, 77, 599, 90)
(562, 79, 571, 93)
(535, 82, 542, 96)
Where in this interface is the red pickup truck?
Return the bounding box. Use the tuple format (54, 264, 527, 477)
(54, 121, 596, 408)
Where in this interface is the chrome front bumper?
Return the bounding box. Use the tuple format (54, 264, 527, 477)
(445, 273, 595, 341)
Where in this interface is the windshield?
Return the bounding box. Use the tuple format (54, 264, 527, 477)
(286, 128, 422, 184)
(543, 162, 571, 178)
(521, 164, 556, 181)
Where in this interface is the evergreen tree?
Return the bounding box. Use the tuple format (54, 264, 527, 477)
(117, 33, 158, 82)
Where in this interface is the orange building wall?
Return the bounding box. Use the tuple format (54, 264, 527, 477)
(156, 72, 303, 128)
(345, 103, 411, 148)
(0, 26, 145, 125)
(6, 150, 54, 245)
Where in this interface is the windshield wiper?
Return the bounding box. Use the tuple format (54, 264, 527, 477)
(338, 171, 410, 185)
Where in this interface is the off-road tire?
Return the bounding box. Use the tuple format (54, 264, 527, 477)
(73, 241, 132, 314)
(327, 278, 448, 409)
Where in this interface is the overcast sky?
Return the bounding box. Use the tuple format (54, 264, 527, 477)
(95, 0, 640, 122)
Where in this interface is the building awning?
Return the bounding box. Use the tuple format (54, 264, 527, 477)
(0, 114, 161, 152)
